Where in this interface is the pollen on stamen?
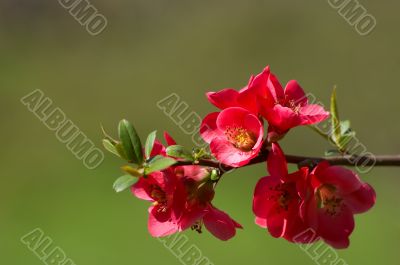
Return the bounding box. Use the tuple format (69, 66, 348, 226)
(317, 185, 343, 216)
(224, 126, 256, 152)
(288, 100, 301, 114)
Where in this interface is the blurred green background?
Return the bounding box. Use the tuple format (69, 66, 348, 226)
(1, 0, 399, 264)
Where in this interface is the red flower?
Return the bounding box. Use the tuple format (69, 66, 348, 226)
(176, 165, 243, 241)
(300, 161, 376, 249)
(206, 67, 270, 114)
(259, 74, 329, 135)
(253, 143, 311, 242)
(132, 133, 243, 241)
(200, 107, 264, 167)
(132, 169, 187, 237)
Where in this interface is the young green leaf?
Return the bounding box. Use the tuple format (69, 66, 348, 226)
(145, 155, 177, 174)
(102, 139, 120, 157)
(113, 175, 138, 193)
(193, 148, 211, 160)
(121, 165, 143, 177)
(115, 142, 129, 161)
(338, 131, 356, 151)
(330, 87, 341, 144)
(166, 145, 194, 161)
(324, 149, 342, 157)
(340, 120, 351, 135)
(101, 124, 118, 142)
(145, 130, 157, 159)
(118, 119, 144, 164)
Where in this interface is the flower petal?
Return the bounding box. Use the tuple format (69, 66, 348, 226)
(150, 140, 166, 157)
(163, 131, 177, 146)
(255, 217, 267, 228)
(203, 207, 242, 241)
(148, 206, 179, 237)
(265, 105, 301, 134)
(316, 204, 355, 249)
(179, 204, 207, 231)
(315, 165, 363, 195)
(248, 66, 270, 98)
(181, 165, 209, 182)
(266, 211, 287, 238)
(200, 112, 221, 144)
(253, 176, 280, 219)
(345, 183, 376, 214)
(284, 80, 307, 106)
(131, 178, 153, 201)
(210, 137, 257, 167)
(237, 67, 270, 113)
(216, 107, 257, 131)
(267, 72, 285, 102)
(206, 89, 239, 110)
(299, 104, 330, 126)
(267, 143, 288, 179)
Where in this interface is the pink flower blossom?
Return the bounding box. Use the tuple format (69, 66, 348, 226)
(206, 67, 270, 114)
(300, 161, 376, 249)
(132, 169, 187, 237)
(253, 143, 311, 242)
(132, 160, 242, 240)
(200, 107, 264, 167)
(259, 75, 329, 135)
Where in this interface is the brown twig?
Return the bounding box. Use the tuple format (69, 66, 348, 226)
(176, 151, 400, 172)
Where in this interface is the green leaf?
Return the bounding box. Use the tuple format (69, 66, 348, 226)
(101, 124, 118, 143)
(115, 142, 129, 161)
(121, 165, 143, 177)
(330, 87, 341, 144)
(340, 120, 351, 135)
(145, 130, 157, 159)
(338, 131, 356, 150)
(166, 145, 194, 161)
(113, 175, 138, 193)
(193, 148, 211, 160)
(118, 119, 143, 164)
(145, 155, 177, 174)
(324, 149, 342, 156)
(102, 139, 120, 157)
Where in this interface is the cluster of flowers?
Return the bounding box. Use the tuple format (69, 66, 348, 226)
(131, 66, 376, 249)
(132, 132, 242, 240)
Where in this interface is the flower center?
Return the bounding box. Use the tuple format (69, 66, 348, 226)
(267, 183, 295, 212)
(150, 185, 167, 208)
(278, 190, 291, 210)
(317, 184, 343, 216)
(225, 126, 256, 152)
(287, 99, 301, 114)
